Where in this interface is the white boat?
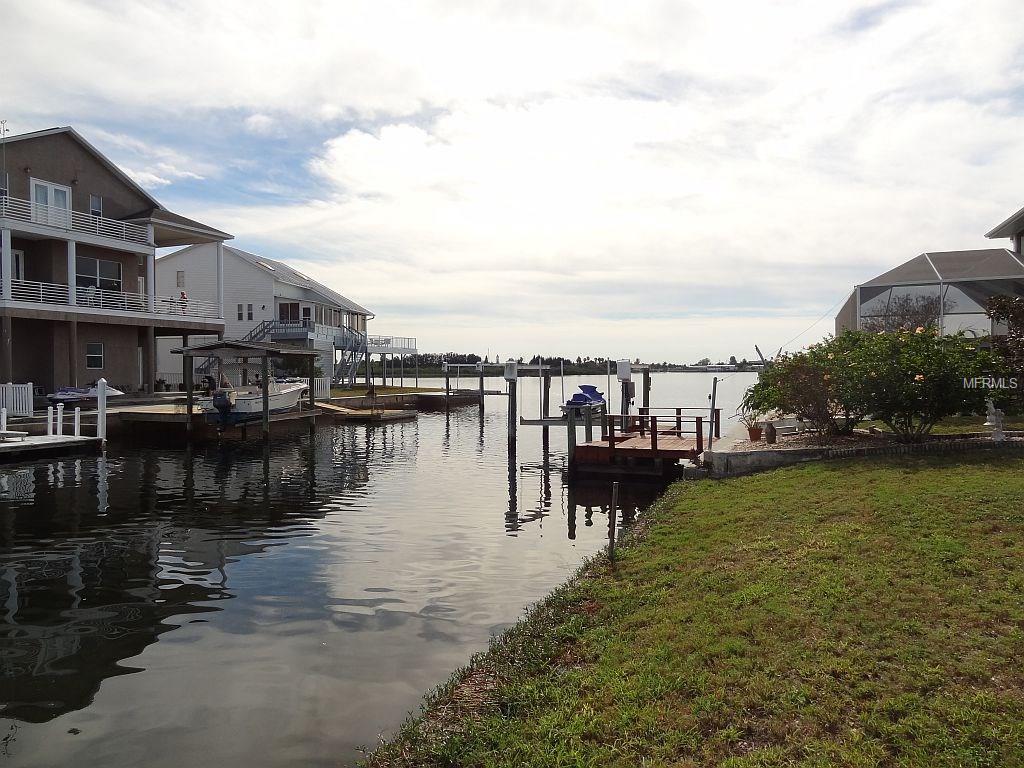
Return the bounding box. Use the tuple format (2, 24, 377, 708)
(197, 381, 307, 426)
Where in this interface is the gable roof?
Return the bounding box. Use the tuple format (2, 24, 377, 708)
(228, 246, 373, 316)
(3, 126, 162, 210)
(860, 248, 1024, 287)
(164, 244, 373, 316)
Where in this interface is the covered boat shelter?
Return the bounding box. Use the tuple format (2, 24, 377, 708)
(171, 339, 321, 439)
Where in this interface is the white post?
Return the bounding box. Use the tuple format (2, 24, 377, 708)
(67, 240, 77, 305)
(146, 252, 156, 312)
(74, 406, 81, 437)
(97, 377, 107, 440)
(216, 241, 224, 319)
(0, 406, 6, 432)
(46, 406, 53, 436)
(56, 403, 64, 436)
(1, 228, 11, 301)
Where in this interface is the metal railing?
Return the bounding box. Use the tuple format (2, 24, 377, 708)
(6, 278, 220, 318)
(368, 334, 417, 352)
(0, 195, 151, 245)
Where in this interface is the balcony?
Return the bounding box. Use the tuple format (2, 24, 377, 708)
(0, 195, 151, 246)
(7, 279, 221, 319)
(368, 335, 417, 354)
(269, 320, 367, 350)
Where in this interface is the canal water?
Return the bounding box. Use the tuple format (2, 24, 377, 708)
(0, 372, 755, 767)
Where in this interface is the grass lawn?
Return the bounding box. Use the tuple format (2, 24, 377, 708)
(368, 454, 1024, 767)
(859, 414, 1024, 434)
(330, 385, 441, 398)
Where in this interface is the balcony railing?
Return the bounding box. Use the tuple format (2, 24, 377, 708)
(270, 320, 367, 349)
(7, 279, 221, 319)
(368, 335, 417, 353)
(0, 195, 151, 246)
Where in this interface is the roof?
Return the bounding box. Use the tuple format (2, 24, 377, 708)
(986, 203, 1024, 239)
(860, 249, 1024, 287)
(171, 340, 321, 357)
(123, 208, 233, 246)
(226, 245, 373, 316)
(3, 126, 231, 244)
(3, 126, 162, 209)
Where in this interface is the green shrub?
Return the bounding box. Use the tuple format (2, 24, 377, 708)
(744, 329, 997, 442)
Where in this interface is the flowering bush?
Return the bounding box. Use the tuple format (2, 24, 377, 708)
(744, 329, 996, 442)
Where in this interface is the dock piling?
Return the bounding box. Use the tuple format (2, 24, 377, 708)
(56, 403, 64, 436)
(566, 407, 576, 464)
(97, 379, 107, 441)
(261, 356, 270, 441)
(73, 407, 81, 437)
(0, 407, 5, 433)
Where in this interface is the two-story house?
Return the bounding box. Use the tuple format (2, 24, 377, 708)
(0, 127, 230, 394)
(155, 243, 374, 384)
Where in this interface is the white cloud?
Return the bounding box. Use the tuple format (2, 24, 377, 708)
(5, 0, 1024, 360)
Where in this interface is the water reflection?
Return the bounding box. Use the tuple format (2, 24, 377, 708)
(0, 374, 750, 767)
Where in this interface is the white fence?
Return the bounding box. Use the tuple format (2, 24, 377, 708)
(0, 382, 33, 417)
(297, 377, 332, 400)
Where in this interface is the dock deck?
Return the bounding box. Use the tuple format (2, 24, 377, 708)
(0, 434, 104, 462)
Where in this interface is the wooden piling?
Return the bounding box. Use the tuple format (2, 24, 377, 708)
(261, 355, 270, 441)
(566, 407, 577, 465)
(185, 354, 194, 438)
(507, 378, 517, 441)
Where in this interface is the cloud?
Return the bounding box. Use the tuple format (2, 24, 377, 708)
(4, 0, 1024, 360)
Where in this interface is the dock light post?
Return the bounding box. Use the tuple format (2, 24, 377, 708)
(477, 361, 485, 412)
(443, 362, 450, 411)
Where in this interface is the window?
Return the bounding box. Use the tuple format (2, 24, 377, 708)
(237, 303, 244, 321)
(89, 194, 103, 217)
(76, 256, 122, 291)
(247, 304, 253, 321)
(278, 302, 299, 322)
(86, 343, 104, 370)
(0, 171, 7, 197)
(176, 270, 185, 288)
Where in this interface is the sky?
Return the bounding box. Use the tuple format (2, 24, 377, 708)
(3, 0, 1024, 363)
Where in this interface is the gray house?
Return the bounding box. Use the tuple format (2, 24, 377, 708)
(836, 208, 1024, 337)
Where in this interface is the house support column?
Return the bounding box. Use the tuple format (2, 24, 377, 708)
(0, 316, 11, 382)
(67, 240, 77, 306)
(216, 242, 224, 319)
(181, 333, 189, 384)
(146, 252, 156, 312)
(1, 228, 11, 301)
(1014, 233, 1022, 255)
(68, 320, 78, 388)
(143, 326, 155, 394)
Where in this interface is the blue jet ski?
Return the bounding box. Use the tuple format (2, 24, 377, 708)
(563, 385, 605, 410)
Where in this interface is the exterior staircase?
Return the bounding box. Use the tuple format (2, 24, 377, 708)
(195, 320, 367, 386)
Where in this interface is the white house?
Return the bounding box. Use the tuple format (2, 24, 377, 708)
(155, 243, 373, 383)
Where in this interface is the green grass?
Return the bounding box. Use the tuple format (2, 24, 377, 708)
(859, 414, 1024, 434)
(367, 455, 1024, 767)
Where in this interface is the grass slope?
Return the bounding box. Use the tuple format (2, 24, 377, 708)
(367, 455, 1024, 767)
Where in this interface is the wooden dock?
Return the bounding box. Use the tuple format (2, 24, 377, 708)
(570, 409, 720, 477)
(0, 434, 104, 462)
(318, 402, 417, 423)
(115, 403, 319, 440)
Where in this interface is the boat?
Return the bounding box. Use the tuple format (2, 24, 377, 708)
(47, 385, 126, 404)
(562, 384, 605, 411)
(196, 381, 307, 426)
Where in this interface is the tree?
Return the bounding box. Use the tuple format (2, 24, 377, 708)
(695, 358, 711, 366)
(743, 329, 994, 442)
(728, 355, 738, 365)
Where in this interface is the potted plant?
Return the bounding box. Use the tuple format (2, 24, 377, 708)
(155, 378, 167, 392)
(737, 407, 764, 441)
